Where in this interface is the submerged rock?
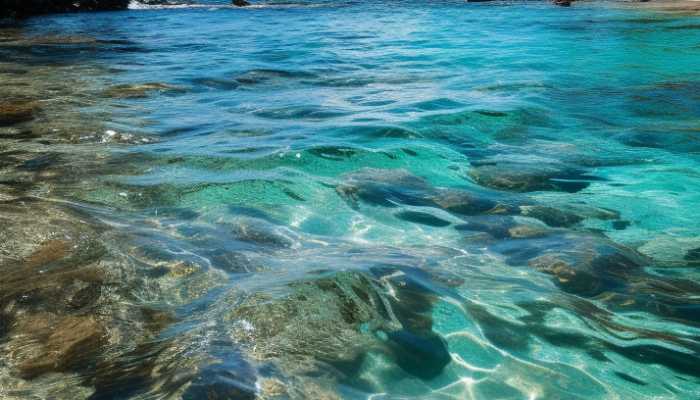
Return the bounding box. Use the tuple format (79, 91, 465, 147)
(336, 168, 435, 208)
(554, 0, 573, 6)
(518, 205, 584, 228)
(229, 272, 385, 366)
(468, 161, 602, 193)
(9, 314, 106, 379)
(615, 130, 700, 154)
(233, 0, 251, 6)
(228, 268, 450, 383)
(371, 265, 451, 379)
(384, 329, 450, 380)
(229, 216, 299, 250)
(433, 188, 518, 216)
(103, 82, 185, 99)
(0, 200, 187, 397)
(0, 100, 38, 126)
(455, 215, 551, 240)
(181, 341, 257, 400)
(685, 247, 700, 265)
(395, 210, 451, 227)
(338, 168, 595, 228)
(491, 232, 650, 296)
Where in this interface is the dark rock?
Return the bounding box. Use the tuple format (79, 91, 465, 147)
(337, 168, 435, 208)
(1, 0, 130, 18)
(385, 330, 451, 380)
(234, 68, 315, 86)
(433, 189, 516, 216)
(455, 215, 550, 240)
(136, 0, 185, 5)
(492, 232, 650, 296)
(0, 100, 38, 126)
(182, 342, 257, 400)
(0, 236, 107, 314)
(204, 248, 254, 273)
(338, 168, 598, 228)
(88, 341, 175, 400)
(229, 217, 298, 249)
(233, 0, 250, 6)
(469, 162, 601, 193)
(468, 162, 601, 193)
(616, 130, 700, 154)
(685, 248, 700, 264)
(395, 210, 451, 227)
(10, 313, 106, 379)
(371, 266, 451, 379)
(519, 205, 583, 228)
(612, 220, 631, 230)
(468, 301, 700, 381)
(17, 153, 62, 172)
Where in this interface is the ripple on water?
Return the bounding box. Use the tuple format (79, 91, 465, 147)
(3, 2, 700, 400)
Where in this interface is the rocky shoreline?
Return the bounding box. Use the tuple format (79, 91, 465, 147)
(4, 0, 700, 19)
(0, 0, 258, 19)
(0, 0, 130, 18)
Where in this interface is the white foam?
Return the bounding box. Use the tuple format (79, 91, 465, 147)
(128, 1, 216, 10)
(128, 1, 320, 10)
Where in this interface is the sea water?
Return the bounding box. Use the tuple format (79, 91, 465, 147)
(1, 1, 699, 399)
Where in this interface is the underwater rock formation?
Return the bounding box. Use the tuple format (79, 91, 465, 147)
(0, 199, 185, 397)
(337, 168, 615, 228)
(467, 300, 700, 382)
(228, 268, 451, 385)
(103, 82, 186, 99)
(685, 247, 700, 265)
(0, 100, 38, 126)
(468, 161, 603, 193)
(491, 231, 651, 296)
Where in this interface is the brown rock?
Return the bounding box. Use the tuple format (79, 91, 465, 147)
(0, 101, 38, 126)
(23, 239, 71, 269)
(12, 314, 106, 378)
(103, 82, 184, 99)
(259, 378, 287, 398)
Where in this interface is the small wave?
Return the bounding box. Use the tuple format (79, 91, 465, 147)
(129, 1, 189, 9)
(128, 1, 222, 10)
(128, 1, 324, 10)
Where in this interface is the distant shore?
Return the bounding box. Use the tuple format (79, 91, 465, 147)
(0, 0, 130, 18)
(632, 0, 700, 12)
(4, 0, 700, 19)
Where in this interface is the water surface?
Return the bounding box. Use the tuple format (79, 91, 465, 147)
(1, 1, 700, 399)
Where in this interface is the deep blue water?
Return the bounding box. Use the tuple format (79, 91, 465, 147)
(2, 1, 700, 399)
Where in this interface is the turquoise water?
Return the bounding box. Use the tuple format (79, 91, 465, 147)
(1, 1, 700, 399)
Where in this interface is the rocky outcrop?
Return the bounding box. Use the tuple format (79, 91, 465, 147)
(0, 0, 130, 18)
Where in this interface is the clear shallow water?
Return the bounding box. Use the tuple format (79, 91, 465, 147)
(1, 1, 700, 399)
